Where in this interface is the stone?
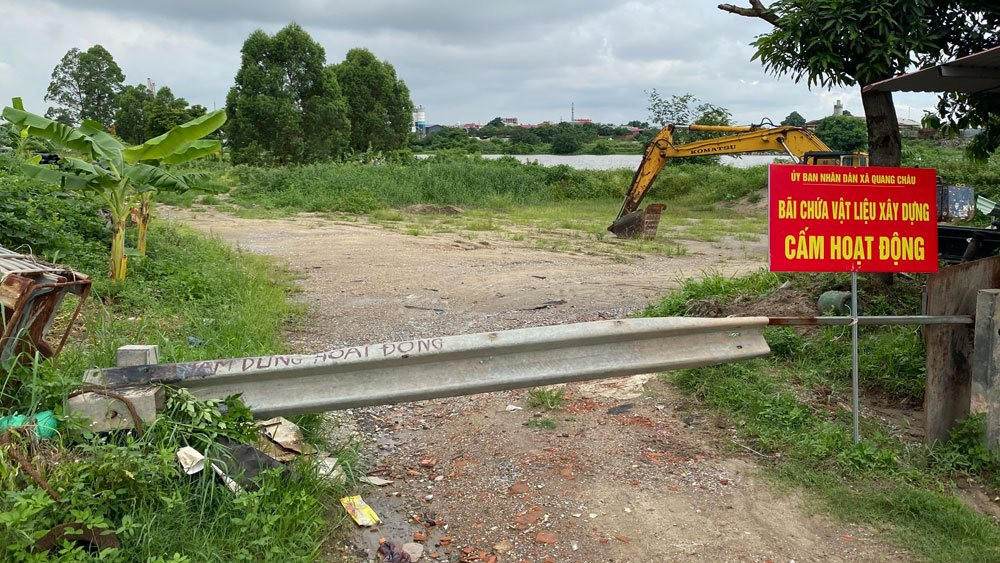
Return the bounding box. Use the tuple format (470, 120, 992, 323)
(115, 344, 160, 367)
(67, 386, 163, 432)
(492, 539, 513, 554)
(535, 532, 557, 544)
(402, 542, 424, 561)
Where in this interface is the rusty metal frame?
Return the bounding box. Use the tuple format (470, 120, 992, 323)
(0, 248, 91, 363)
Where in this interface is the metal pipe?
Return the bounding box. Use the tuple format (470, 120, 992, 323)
(768, 315, 973, 326)
(851, 272, 860, 444)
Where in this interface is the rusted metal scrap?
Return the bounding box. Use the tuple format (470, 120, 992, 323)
(0, 246, 91, 363)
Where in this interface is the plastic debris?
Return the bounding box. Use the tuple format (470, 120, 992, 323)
(187, 335, 205, 346)
(341, 495, 381, 526)
(360, 475, 394, 487)
(505, 404, 523, 411)
(318, 455, 346, 484)
(0, 410, 56, 439)
(378, 539, 412, 562)
(214, 436, 290, 491)
(256, 416, 316, 461)
(176, 446, 205, 475)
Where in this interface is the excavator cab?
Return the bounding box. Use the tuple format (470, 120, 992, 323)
(801, 151, 868, 167)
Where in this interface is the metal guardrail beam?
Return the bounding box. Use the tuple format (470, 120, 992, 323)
(85, 317, 770, 417)
(769, 315, 973, 326)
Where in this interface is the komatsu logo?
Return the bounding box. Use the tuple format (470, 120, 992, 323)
(690, 144, 737, 155)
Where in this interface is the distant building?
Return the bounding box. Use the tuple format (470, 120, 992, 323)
(412, 105, 427, 136)
(460, 123, 481, 130)
(804, 101, 927, 138)
(424, 124, 445, 135)
(500, 117, 519, 126)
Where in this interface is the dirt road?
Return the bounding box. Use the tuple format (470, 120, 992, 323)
(166, 207, 906, 562)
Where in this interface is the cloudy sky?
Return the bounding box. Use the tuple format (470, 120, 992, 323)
(0, 1, 938, 127)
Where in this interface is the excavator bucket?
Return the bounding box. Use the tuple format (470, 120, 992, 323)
(608, 204, 665, 239)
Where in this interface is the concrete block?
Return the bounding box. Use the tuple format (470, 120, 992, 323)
(67, 386, 164, 432)
(116, 344, 159, 367)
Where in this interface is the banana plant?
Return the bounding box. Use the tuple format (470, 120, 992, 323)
(1, 100, 225, 281)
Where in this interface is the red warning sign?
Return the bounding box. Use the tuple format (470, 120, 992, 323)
(768, 164, 938, 273)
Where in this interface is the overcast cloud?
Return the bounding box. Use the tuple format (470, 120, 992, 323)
(0, 1, 937, 126)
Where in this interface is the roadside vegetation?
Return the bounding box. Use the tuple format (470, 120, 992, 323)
(643, 270, 1000, 562)
(0, 154, 354, 560)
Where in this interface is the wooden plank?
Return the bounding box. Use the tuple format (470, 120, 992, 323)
(925, 256, 1000, 442)
(971, 290, 1000, 450)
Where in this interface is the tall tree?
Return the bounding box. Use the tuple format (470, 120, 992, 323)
(114, 84, 207, 144)
(332, 48, 414, 152)
(145, 87, 206, 140)
(45, 45, 124, 126)
(113, 84, 152, 144)
(781, 111, 806, 127)
(226, 24, 350, 165)
(719, 1, 999, 166)
(815, 115, 868, 151)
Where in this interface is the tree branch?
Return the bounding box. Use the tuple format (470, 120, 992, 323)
(718, 1, 780, 26)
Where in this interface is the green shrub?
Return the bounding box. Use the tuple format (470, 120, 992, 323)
(0, 174, 108, 263)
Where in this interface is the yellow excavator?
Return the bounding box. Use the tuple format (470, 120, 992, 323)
(608, 123, 868, 238)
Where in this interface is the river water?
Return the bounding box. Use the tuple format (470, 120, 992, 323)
(420, 153, 782, 170)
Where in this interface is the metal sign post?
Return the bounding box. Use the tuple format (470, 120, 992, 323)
(767, 163, 939, 446)
(851, 272, 860, 444)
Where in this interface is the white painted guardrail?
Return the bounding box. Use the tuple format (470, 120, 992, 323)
(84, 317, 770, 417)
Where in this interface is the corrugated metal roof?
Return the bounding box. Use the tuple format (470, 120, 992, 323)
(864, 46, 1000, 93)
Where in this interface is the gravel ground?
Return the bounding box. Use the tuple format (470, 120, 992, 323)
(165, 207, 908, 562)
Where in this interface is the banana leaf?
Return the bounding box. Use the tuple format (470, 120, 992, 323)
(22, 163, 103, 191)
(159, 139, 222, 165)
(125, 163, 193, 193)
(79, 120, 125, 172)
(1, 105, 104, 160)
(123, 110, 226, 163)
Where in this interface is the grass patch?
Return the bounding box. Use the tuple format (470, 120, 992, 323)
(0, 170, 354, 560)
(526, 387, 567, 410)
(645, 270, 1000, 561)
(523, 418, 558, 430)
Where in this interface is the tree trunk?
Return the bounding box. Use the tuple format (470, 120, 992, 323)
(860, 88, 901, 167)
(110, 218, 127, 282)
(133, 194, 152, 257)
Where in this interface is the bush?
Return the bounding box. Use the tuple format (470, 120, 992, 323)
(0, 174, 108, 263)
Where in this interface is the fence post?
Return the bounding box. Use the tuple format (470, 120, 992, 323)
(67, 345, 163, 432)
(972, 290, 1000, 450)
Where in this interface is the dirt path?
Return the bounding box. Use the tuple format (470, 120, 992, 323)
(165, 207, 907, 562)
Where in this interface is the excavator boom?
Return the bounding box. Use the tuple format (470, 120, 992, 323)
(609, 124, 865, 238)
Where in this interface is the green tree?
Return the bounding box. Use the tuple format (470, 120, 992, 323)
(781, 111, 806, 127)
(114, 84, 206, 144)
(3, 100, 225, 280)
(647, 90, 733, 148)
(550, 123, 584, 154)
(509, 127, 541, 146)
(923, 2, 1000, 161)
(719, 1, 999, 165)
(487, 117, 505, 128)
(145, 87, 206, 140)
(647, 91, 698, 127)
(332, 48, 414, 152)
(45, 45, 125, 126)
(114, 84, 152, 144)
(815, 115, 868, 152)
(627, 120, 649, 128)
(226, 24, 350, 165)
